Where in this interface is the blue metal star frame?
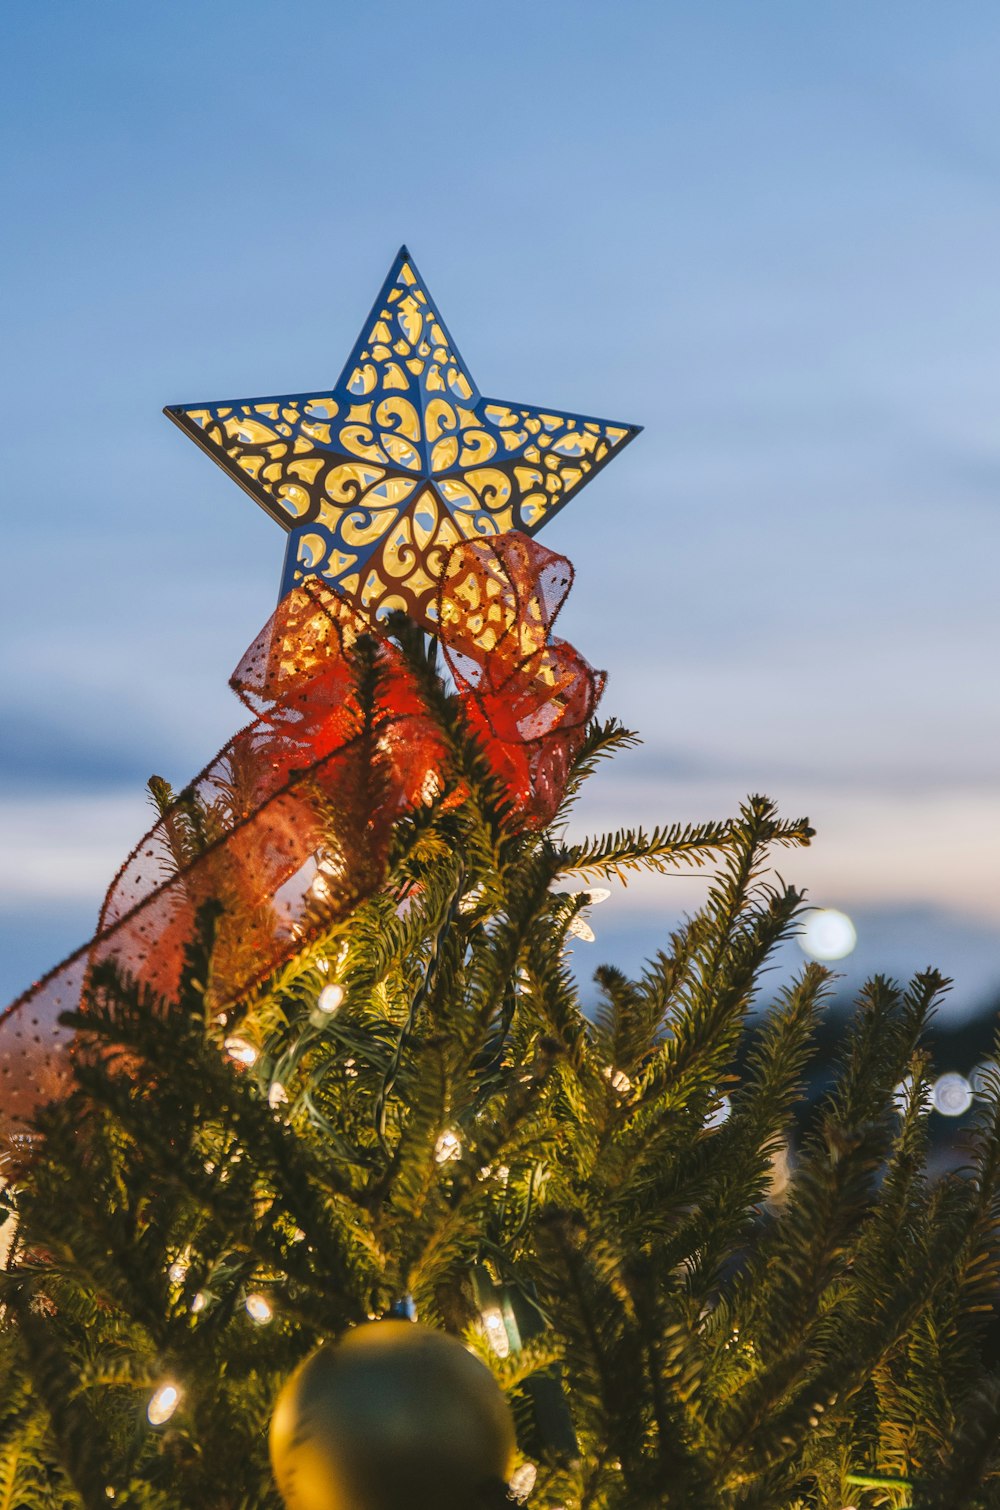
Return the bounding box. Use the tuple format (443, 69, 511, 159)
(165, 247, 641, 622)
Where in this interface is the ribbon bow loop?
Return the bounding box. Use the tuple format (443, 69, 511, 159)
(0, 532, 601, 1155)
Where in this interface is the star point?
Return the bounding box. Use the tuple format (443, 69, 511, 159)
(166, 248, 640, 622)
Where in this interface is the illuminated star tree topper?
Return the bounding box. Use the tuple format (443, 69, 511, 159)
(166, 247, 640, 623)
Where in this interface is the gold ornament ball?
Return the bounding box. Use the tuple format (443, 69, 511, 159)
(269, 1321, 516, 1510)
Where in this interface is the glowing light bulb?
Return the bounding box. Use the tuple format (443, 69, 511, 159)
(191, 1291, 208, 1314)
(932, 1072, 973, 1118)
(481, 1305, 510, 1358)
(245, 1293, 273, 1324)
(420, 770, 442, 805)
(799, 909, 857, 962)
(268, 1082, 288, 1109)
(147, 1382, 181, 1426)
(435, 1130, 462, 1164)
(167, 1255, 189, 1285)
(509, 1464, 537, 1502)
(318, 983, 345, 1015)
(223, 1036, 257, 1066)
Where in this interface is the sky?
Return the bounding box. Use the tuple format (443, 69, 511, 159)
(1, 1, 999, 1022)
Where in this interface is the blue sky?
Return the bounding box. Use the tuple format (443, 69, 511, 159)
(2, 1, 999, 1018)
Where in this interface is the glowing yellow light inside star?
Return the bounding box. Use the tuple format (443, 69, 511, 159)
(932, 1072, 973, 1118)
(799, 909, 857, 962)
(147, 1382, 182, 1426)
(165, 249, 640, 620)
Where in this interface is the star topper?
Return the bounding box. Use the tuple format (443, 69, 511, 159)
(166, 247, 640, 623)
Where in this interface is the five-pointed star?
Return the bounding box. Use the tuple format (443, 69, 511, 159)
(165, 247, 640, 623)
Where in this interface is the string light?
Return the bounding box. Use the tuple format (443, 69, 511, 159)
(567, 915, 595, 942)
(191, 1291, 208, 1314)
(509, 1464, 537, 1501)
(268, 1082, 289, 1109)
(147, 1381, 182, 1426)
(420, 769, 442, 805)
(581, 886, 611, 905)
(435, 1130, 462, 1164)
(481, 1305, 510, 1358)
(318, 983, 345, 1015)
(223, 1036, 257, 1066)
(245, 1293, 273, 1324)
(167, 1253, 189, 1285)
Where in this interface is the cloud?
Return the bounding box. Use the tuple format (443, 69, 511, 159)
(0, 792, 152, 903)
(567, 769, 1000, 927)
(0, 707, 166, 791)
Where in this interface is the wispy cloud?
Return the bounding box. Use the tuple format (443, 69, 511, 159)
(0, 793, 151, 903)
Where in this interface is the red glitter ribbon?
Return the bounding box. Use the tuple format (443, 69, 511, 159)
(0, 532, 601, 1154)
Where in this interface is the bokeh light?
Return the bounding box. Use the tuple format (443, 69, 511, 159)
(799, 909, 857, 962)
(931, 1072, 973, 1118)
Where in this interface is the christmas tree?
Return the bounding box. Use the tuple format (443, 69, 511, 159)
(3, 251, 1000, 1510)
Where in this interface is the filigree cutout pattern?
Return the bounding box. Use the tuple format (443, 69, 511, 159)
(166, 248, 640, 623)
